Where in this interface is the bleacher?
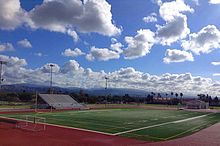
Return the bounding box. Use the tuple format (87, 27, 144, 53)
(38, 94, 83, 109)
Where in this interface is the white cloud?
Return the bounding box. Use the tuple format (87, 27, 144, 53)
(40, 63, 60, 73)
(143, 13, 157, 23)
(213, 73, 220, 76)
(34, 52, 43, 57)
(159, 0, 194, 21)
(28, 0, 121, 36)
(163, 49, 194, 64)
(1, 54, 220, 96)
(17, 39, 32, 48)
(66, 29, 79, 42)
(0, 42, 14, 52)
(86, 46, 120, 61)
(61, 60, 84, 74)
(156, 0, 193, 45)
(0, 54, 27, 68)
(62, 48, 85, 57)
(156, 15, 190, 45)
(0, 0, 27, 30)
(123, 29, 155, 59)
(211, 62, 220, 66)
(182, 25, 220, 55)
(151, 0, 162, 6)
(209, 0, 220, 4)
(110, 42, 123, 54)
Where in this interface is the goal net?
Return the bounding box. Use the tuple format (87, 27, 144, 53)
(17, 115, 46, 131)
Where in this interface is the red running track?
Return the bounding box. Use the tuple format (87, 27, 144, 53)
(0, 122, 149, 146)
(1, 117, 220, 146)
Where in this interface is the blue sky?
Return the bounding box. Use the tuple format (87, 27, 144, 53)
(1, 0, 220, 96)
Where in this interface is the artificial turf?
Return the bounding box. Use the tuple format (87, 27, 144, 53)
(1, 108, 220, 141)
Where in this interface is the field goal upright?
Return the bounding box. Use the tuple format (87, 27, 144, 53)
(17, 115, 46, 131)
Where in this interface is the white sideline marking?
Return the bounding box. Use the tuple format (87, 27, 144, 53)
(172, 114, 208, 124)
(0, 116, 114, 136)
(113, 114, 211, 135)
(0, 113, 212, 137)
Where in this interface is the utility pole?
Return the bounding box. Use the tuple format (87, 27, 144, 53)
(105, 77, 109, 108)
(0, 61, 7, 89)
(35, 91, 38, 112)
(49, 64, 55, 94)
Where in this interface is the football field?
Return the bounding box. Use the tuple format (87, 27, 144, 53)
(1, 108, 220, 141)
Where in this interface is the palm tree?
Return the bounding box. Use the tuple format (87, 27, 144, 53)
(171, 92, 174, 98)
(180, 93, 183, 104)
(175, 93, 178, 98)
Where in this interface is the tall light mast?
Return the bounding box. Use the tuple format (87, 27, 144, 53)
(49, 64, 55, 94)
(0, 61, 7, 89)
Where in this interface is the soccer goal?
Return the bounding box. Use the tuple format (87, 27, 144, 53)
(17, 115, 46, 131)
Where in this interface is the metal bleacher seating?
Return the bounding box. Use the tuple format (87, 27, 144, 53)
(38, 94, 83, 109)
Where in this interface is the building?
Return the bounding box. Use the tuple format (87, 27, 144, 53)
(185, 99, 209, 109)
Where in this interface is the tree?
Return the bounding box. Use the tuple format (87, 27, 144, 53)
(171, 92, 174, 97)
(180, 93, 183, 103)
(180, 93, 183, 98)
(175, 93, 178, 98)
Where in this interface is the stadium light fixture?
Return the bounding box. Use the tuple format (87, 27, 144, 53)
(0, 61, 7, 89)
(49, 64, 55, 94)
(104, 76, 109, 108)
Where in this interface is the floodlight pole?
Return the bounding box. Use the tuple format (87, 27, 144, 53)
(49, 64, 55, 94)
(35, 91, 38, 112)
(105, 77, 109, 108)
(0, 61, 7, 89)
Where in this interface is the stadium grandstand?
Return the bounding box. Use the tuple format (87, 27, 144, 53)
(37, 94, 83, 109)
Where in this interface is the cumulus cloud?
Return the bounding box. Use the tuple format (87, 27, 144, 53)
(1, 54, 220, 96)
(159, 0, 194, 21)
(213, 73, 220, 76)
(0, 55, 27, 67)
(211, 61, 220, 66)
(28, 0, 121, 36)
(0, 0, 27, 30)
(0, 43, 14, 52)
(60, 60, 84, 74)
(40, 63, 60, 73)
(62, 48, 85, 57)
(86, 46, 120, 61)
(110, 39, 123, 53)
(143, 13, 157, 23)
(17, 39, 32, 48)
(156, 0, 193, 45)
(123, 29, 155, 59)
(156, 15, 190, 45)
(163, 49, 194, 64)
(209, 0, 220, 4)
(66, 29, 79, 42)
(182, 25, 220, 55)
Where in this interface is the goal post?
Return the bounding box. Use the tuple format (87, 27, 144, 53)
(17, 115, 46, 131)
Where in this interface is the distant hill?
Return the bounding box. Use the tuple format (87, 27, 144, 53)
(0, 83, 197, 98)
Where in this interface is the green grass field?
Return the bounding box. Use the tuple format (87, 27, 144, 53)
(1, 108, 220, 141)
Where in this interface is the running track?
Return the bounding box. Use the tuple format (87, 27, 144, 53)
(1, 122, 220, 146)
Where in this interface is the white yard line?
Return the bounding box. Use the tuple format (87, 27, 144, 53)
(113, 114, 211, 135)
